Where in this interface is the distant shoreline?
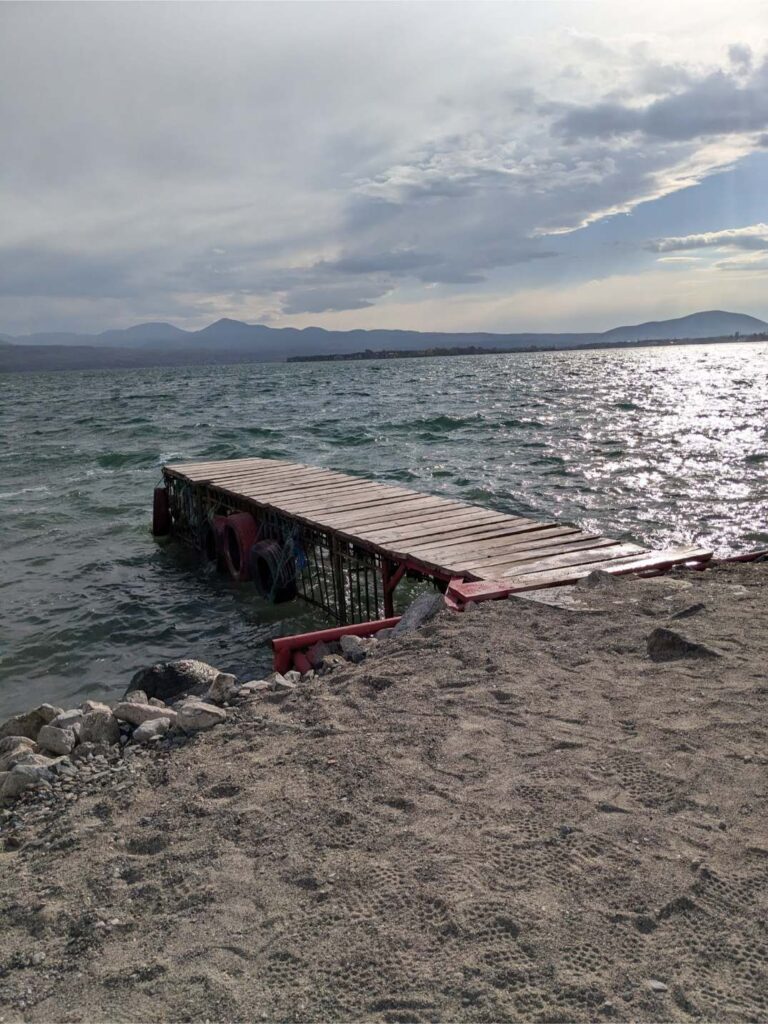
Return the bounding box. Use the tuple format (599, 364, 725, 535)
(0, 332, 766, 375)
(288, 333, 768, 363)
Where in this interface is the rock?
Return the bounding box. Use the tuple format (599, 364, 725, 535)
(127, 659, 222, 701)
(283, 669, 302, 684)
(1, 762, 53, 802)
(38, 703, 64, 724)
(37, 725, 77, 756)
(340, 634, 367, 663)
(392, 592, 443, 636)
(576, 569, 625, 591)
(177, 702, 227, 732)
(669, 602, 706, 620)
(205, 672, 239, 705)
(73, 742, 112, 761)
(306, 641, 333, 668)
(49, 709, 84, 731)
(132, 717, 172, 744)
(79, 709, 121, 746)
(239, 680, 271, 695)
(647, 627, 723, 662)
(10, 752, 54, 769)
(0, 707, 53, 742)
(0, 740, 40, 772)
(125, 689, 149, 704)
(113, 702, 178, 727)
(0, 735, 37, 755)
(271, 674, 298, 693)
(375, 627, 394, 641)
(81, 700, 112, 714)
(148, 697, 166, 708)
(647, 980, 668, 993)
(319, 653, 347, 674)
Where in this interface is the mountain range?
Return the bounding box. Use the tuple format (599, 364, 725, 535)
(0, 310, 765, 372)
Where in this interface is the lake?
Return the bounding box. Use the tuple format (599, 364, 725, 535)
(1, 342, 766, 717)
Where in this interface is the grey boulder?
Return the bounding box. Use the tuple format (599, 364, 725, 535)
(79, 709, 121, 746)
(177, 702, 227, 732)
(37, 725, 77, 756)
(132, 717, 172, 744)
(392, 593, 443, 636)
(113, 702, 178, 727)
(0, 706, 57, 742)
(127, 659, 223, 701)
(205, 673, 239, 705)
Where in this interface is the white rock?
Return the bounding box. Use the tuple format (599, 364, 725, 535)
(239, 680, 271, 694)
(148, 697, 166, 708)
(132, 717, 172, 744)
(177, 702, 227, 732)
(125, 689, 149, 704)
(79, 709, 121, 746)
(283, 669, 302, 684)
(271, 673, 298, 692)
(113, 702, 178, 727)
(37, 724, 77, 756)
(49, 709, 84, 731)
(81, 700, 112, 714)
(205, 672, 239, 705)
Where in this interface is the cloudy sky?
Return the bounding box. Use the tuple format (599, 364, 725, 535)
(2, 0, 767, 335)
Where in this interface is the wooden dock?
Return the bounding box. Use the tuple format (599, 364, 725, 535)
(162, 457, 712, 622)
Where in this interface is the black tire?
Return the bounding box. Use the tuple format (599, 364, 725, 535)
(248, 539, 297, 603)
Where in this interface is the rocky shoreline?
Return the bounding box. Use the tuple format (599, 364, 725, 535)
(0, 592, 442, 822)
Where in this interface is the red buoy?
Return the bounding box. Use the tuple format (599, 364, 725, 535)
(223, 512, 260, 581)
(152, 486, 171, 536)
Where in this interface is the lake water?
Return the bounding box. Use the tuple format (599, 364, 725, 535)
(1, 342, 767, 717)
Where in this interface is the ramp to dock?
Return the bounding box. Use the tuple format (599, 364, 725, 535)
(164, 457, 711, 621)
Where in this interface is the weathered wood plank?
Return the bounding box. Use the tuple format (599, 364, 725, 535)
(411, 525, 586, 563)
(504, 546, 714, 589)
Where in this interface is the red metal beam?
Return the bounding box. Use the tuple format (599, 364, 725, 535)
(272, 616, 402, 673)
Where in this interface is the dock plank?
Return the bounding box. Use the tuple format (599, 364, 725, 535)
(164, 458, 711, 591)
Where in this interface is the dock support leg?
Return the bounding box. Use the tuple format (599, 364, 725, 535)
(331, 539, 348, 624)
(382, 559, 407, 618)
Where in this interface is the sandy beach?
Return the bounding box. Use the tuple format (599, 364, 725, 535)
(1, 562, 766, 1022)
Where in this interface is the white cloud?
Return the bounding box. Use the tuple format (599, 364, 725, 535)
(650, 223, 768, 252)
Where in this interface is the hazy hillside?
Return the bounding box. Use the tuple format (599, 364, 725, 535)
(1, 310, 765, 372)
(603, 310, 768, 343)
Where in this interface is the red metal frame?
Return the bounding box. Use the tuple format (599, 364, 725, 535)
(272, 616, 402, 674)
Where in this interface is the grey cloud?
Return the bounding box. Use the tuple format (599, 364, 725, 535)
(729, 44, 753, 71)
(554, 58, 768, 141)
(281, 283, 389, 315)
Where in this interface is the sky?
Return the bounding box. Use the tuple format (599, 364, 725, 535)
(1, 0, 768, 336)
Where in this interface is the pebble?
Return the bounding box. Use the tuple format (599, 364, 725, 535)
(647, 980, 668, 993)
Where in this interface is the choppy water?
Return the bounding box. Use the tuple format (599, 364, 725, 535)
(1, 342, 767, 717)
